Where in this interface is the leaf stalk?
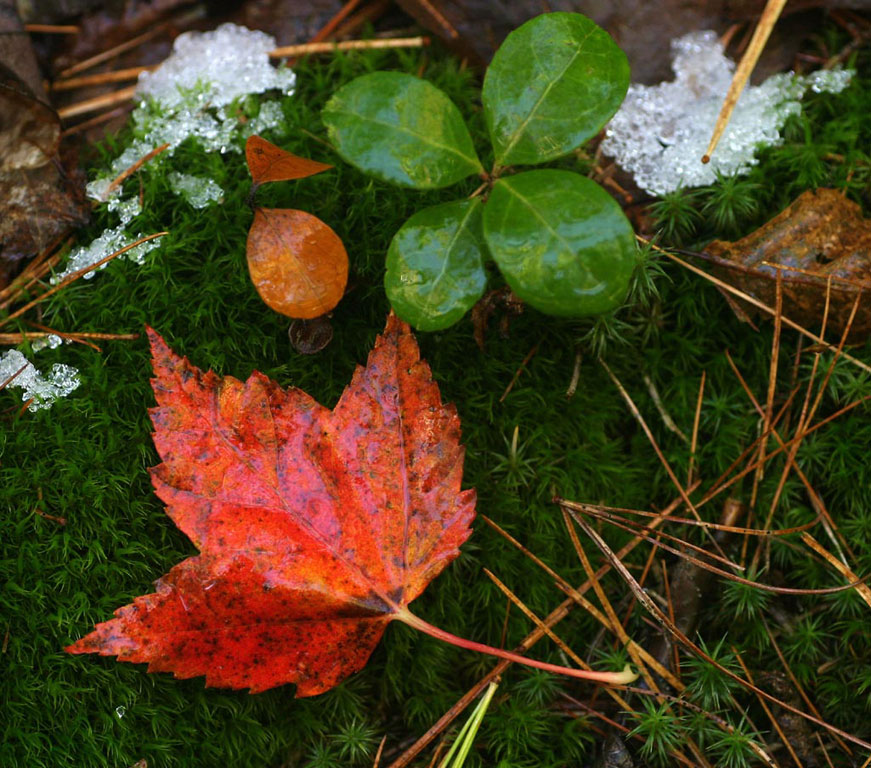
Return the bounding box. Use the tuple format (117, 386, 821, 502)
(397, 608, 636, 685)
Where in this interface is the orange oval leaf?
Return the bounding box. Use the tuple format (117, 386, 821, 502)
(247, 207, 348, 319)
(246, 135, 332, 185)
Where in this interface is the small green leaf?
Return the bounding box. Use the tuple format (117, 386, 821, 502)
(483, 170, 635, 317)
(483, 13, 629, 167)
(322, 72, 483, 189)
(385, 199, 487, 331)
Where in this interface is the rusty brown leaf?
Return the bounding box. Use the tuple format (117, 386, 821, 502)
(699, 188, 871, 340)
(247, 208, 348, 320)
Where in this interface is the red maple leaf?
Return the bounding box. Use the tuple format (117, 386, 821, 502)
(67, 315, 633, 695)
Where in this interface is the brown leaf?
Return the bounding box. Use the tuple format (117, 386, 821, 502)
(246, 135, 332, 186)
(0, 64, 88, 275)
(246, 207, 348, 320)
(700, 188, 871, 340)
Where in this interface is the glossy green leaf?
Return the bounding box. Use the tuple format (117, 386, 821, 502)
(482, 13, 629, 167)
(483, 170, 635, 317)
(322, 72, 483, 189)
(385, 199, 487, 331)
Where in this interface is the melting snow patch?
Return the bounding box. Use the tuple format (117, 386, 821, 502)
(91, 22, 295, 185)
(169, 172, 224, 208)
(0, 349, 80, 411)
(33, 24, 294, 406)
(31, 334, 64, 352)
(68, 23, 293, 284)
(51, 226, 163, 284)
(601, 31, 853, 196)
(137, 23, 295, 109)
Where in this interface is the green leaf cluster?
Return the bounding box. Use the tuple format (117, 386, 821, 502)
(322, 13, 634, 331)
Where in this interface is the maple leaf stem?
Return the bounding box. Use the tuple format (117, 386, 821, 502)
(397, 609, 637, 685)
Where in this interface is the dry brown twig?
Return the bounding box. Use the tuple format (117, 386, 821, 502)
(484, 568, 708, 768)
(0, 364, 28, 392)
(599, 357, 729, 561)
(0, 327, 139, 352)
(56, 37, 429, 120)
(270, 36, 428, 59)
(801, 533, 871, 609)
(371, 734, 387, 768)
(58, 86, 138, 120)
(695, 390, 871, 511)
(722, 350, 852, 568)
(25, 23, 79, 33)
(62, 107, 129, 137)
(749, 270, 783, 516)
(481, 514, 682, 690)
(58, 26, 169, 78)
(761, 291, 862, 544)
(103, 143, 170, 199)
(0, 232, 77, 305)
(500, 341, 540, 402)
(761, 616, 853, 757)
(643, 373, 689, 442)
(733, 647, 803, 768)
(758, 277, 833, 561)
(703, 0, 788, 162)
(563, 508, 871, 751)
(687, 370, 706, 486)
(564, 504, 867, 594)
(52, 66, 157, 92)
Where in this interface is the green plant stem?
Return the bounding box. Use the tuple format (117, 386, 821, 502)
(398, 609, 637, 685)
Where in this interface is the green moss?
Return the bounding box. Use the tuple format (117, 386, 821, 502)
(2, 32, 871, 768)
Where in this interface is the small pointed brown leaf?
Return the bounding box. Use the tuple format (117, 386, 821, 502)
(247, 208, 348, 319)
(245, 135, 332, 185)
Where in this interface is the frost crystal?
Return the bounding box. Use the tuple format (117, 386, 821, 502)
(108, 195, 142, 225)
(0, 349, 80, 411)
(169, 172, 224, 208)
(35, 23, 294, 406)
(601, 31, 853, 196)
(51, 226, 163, 284)
(85, 177, 114, 203)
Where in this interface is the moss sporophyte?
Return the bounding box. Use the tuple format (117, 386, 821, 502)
(321, 12, 638, 332)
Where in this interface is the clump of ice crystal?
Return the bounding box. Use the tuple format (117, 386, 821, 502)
(0, 349, 80, 411)
(601, 31, 853, 196)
